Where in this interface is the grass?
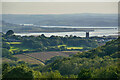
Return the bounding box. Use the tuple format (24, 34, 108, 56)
(6, 42, 34, 53)
(9, 46, 32, 53)
(6, 42, 21, 45)
(57, 45, 83, 50)
(67, 47, 83, 50)
(58, 45, 66, 48)
(9, 46, 19, 52)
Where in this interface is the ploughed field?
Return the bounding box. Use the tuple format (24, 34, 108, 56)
(2, 58, 15, 63)
(14, 51, 79, 64)
(14, 54, 44, 65)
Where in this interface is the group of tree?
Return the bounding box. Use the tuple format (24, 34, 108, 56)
(2, 30, 100, 54)
(2, 30, 120, 79)
(40, 37, 120, 78)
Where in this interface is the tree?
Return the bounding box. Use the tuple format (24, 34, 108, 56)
(78, 69, 92, 78)
(41, 34, 46, 38)
(2, 67, 34, 79)
(95, 66, 119, 78)
(42, 70, 62, 78)
(2, 48, 11, 57)
(5, 30, 14, 36)
(2, 42, 10, 50)
(60, 46, 66, 51)
(2, 63, 10, 76)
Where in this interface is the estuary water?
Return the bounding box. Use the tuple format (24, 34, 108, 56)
(15, 26, 118, 37)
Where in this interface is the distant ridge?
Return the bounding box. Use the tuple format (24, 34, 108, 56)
(2, 13, 118, 27)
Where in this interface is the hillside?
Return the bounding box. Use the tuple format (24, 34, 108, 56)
(42, 37, 120, 77)
(74, 37, 120, 58)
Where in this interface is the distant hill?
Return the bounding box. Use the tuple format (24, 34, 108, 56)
(1, 21, 24, 33)
(2, 13, 118, 26)
(1, 21, 42, 33)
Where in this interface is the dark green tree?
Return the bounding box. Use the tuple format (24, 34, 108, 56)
(5, 30, 14, 36)
(2, 48, 11, 57)
(78, 69, 92, 78)
(2, 63, 10, 76)
(2, 67, 34, 79)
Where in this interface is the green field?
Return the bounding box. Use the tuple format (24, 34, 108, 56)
(67, 47, 83, 50)
(57, 45, 83, 50)
(9, 46, 19, 52)
(6, 42, 21, 45)
(8, 43, 83, 54)
(6, 42, 33, 52)
(9, 46, 32, 53)
(58, 45, 66, 48)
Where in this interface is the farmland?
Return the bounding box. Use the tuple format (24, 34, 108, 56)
(8, 45, 34, 54)
(14, 51, 79, 64)
(2, 58, 15, 63)
(14, 54, 44, 65)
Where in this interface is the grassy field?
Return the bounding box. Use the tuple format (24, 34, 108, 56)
(7, 42, 83, 54)
(9, 46, 30, 53)
(57, 45, 83, 50)
(67, 47, 83, 50)
(6, 42, 30, 52)
(9, 45, 34, 53)
(6, 42, 21, 45)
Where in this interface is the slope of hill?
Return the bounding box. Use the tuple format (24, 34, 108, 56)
(42, 37, 120, 76)
(74, 37, 120, 58)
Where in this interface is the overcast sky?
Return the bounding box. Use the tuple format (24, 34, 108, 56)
(1, 0, 119, 2)
(2, 2, 118, 14)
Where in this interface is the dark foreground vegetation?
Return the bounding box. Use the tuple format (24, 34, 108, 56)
(1, 30, 120, 79)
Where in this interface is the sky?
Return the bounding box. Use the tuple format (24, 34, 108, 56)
(2, 2, 118, 14)
(1, 0, 119, 2)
